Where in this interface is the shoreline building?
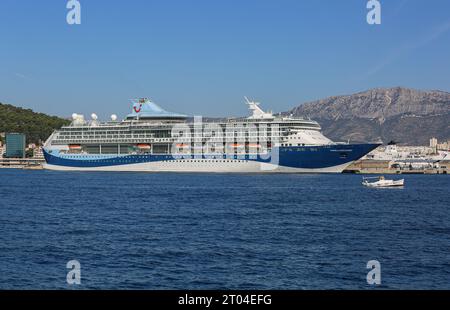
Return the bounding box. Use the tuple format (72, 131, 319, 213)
(5, 133, 26, 158)
(437, 141, 450, 151)
(430, 137, 450, 152)
(32, 145, 44, 159)
(430, 137, 438, 151)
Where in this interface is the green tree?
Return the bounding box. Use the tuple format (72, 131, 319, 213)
(0, 102, 70, 144)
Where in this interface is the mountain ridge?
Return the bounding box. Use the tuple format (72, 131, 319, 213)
(287, 87, 450, 145)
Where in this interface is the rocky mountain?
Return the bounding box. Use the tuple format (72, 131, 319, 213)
(287, 87, 450, 145)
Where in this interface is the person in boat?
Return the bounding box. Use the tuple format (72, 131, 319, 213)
(379, 176, 385, 181)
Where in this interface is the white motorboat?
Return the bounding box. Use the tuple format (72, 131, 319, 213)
(362, 176, 405, 188)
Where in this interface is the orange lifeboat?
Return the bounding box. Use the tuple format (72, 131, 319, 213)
(247, 143, 261, 149)
(176, 143, 190, 148)
(137, 144, 151, 150)
(69, 144, 82, 150)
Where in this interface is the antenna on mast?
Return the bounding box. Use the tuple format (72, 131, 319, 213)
(244, 96, 273, 119)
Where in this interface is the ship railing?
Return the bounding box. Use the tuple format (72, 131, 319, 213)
(52, 133, 285, 141)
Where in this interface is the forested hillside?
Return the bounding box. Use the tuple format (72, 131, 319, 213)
(0, 102, 70, 144)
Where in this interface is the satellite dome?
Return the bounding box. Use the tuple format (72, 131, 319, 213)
(71, 114, 85, 125)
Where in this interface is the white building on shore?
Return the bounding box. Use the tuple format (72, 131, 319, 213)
(430, 137, 450, 152)
(365, 142, 449, 163)
(33, 146, 44, 159)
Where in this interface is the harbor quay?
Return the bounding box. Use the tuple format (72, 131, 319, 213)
(0, 158, 45, 169)
(344, 141, 450, 174)
(344, 159, 450, 175)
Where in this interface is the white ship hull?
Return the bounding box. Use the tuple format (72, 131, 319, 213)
(44, 160, 354, 174)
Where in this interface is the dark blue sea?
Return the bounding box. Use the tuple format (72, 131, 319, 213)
(0, 169, 449, 289)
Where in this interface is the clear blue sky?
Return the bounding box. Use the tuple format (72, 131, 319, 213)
(0, 0, 449, 119)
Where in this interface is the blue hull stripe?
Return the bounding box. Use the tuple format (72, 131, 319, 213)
(44, 144, 380, 169)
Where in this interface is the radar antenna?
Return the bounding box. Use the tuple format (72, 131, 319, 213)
(244, 96, 273, 119)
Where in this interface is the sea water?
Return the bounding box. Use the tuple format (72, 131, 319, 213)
(0, 170, 449, 289)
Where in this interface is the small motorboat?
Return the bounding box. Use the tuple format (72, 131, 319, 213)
(362, 176, 404, 188)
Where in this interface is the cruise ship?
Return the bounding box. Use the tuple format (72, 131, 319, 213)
(43, 98, 380, 173)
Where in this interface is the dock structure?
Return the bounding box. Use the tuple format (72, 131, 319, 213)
(0, 158, 45, 169)
(345, 159, 449, 174)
